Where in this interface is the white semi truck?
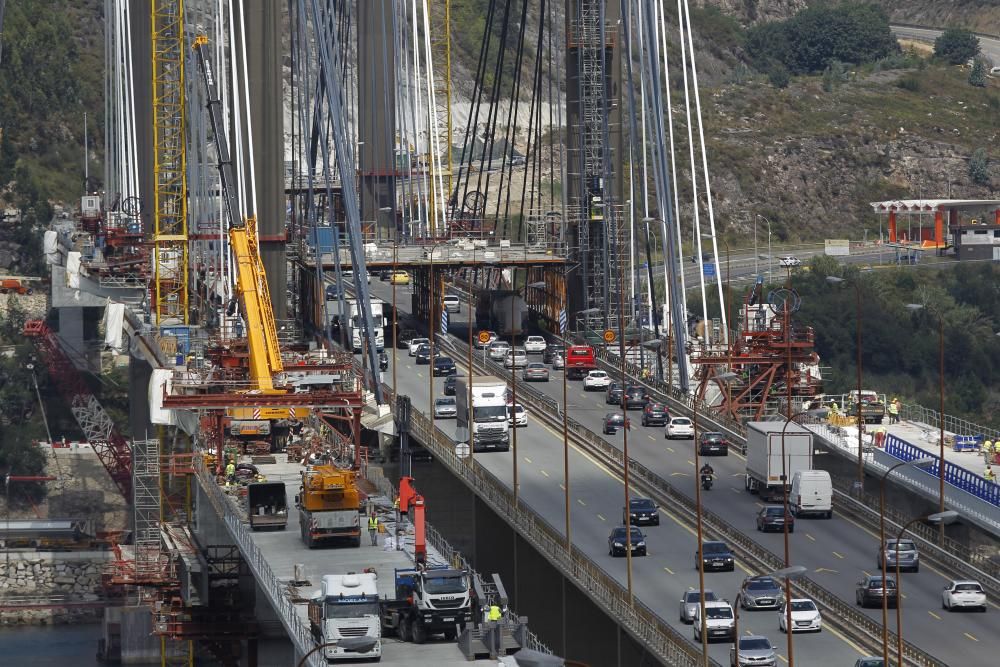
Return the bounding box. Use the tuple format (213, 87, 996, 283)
(308, 572, 382, 661)
(346, 297, 385, 352)
(744, 421, 813, 503)
(455, 375, 510, 452)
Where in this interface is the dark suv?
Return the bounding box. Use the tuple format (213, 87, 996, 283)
(606, 382, 624, 405)
(624, 386, 647, 410)
(543, 344, 565, 365)
(443, 375, 459, 396)
(756, 505, 794, 533)
(856, 574, 898, 608)
(697, 541, 735, 572)
(641, 402, 669, 426)
(433, 356, 457, 376)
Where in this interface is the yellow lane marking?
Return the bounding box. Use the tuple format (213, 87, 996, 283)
(833, 552, 845, 560)
(663, 566, 674, 575)
(823, 622, 869, 657)
(928, 611, 941, 620)
(540, 470, 550, 478)
(524, 457, 532, 464)
(648, 435, 655, 441)
(559, 483, 566, 490)
(731, 487, 741, 493)
(417, 372, 424, 378)
(806, 533, 816, 542)
(965, 632, 979, 642)
(666, 447, 675, 453)
(687, 460, 695, 466)
(597, 514, 607, 522)
(671, 472, 690, 477)
(778, 655, 788, 664)
(578, 499, 587, 506)
(814, 567, 839, 574)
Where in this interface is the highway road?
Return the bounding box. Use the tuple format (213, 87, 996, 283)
(892, 24, 1000, 65)
(368, 279, 998, 666)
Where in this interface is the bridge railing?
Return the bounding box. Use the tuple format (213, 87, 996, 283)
(884, 435, 1000, 507)
(193, 461, 322, 667)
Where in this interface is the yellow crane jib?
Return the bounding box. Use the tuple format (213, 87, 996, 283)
(193, 34, 284, 393)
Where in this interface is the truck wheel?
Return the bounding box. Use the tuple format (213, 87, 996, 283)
(412, 620, 427, 644)
(399, 617, 412, 642)
(444, 628, 457, 641)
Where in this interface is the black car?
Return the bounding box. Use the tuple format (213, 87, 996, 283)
(756, 505, 794, 533)
(623, 498, 660, 526)
(641, 401, 669, 427)
(415, 343, 432, 364)
(698, 432, 730, 456)
(606, 382, 624, 405)
(856, 574, 898, 608)
(433, 356, 457, 376)
(396, 328, 419, 349)
(624, 387, 647, 410)
(608, 526, 647, 557)
(378, 351, 389, 371)
(542, 344, 565, 365)
(697, 541, 735, 572)
(603, 413, 626, 434)
(443, 375, 459, 396)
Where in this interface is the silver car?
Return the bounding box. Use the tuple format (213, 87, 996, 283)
(433, 397, 457, 419)
(679, 588, 718, 623)
(730, 635, 776, 667)
(488, 341, 510, 361)
(879, 538, 919, 573)
(504, 347, 528, 368)
(739, 576, 783, 610)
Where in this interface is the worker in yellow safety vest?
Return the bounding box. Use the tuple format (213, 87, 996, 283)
(488, 605, 502, 622)
(368, 515, 380, 546)
(887, 399, 899, 424)
(983, 439, 994, 465)
(225, 460, 236, 483)
(984, 466, 996, 483)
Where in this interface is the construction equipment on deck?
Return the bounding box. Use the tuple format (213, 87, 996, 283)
(295, 465, 361, 548)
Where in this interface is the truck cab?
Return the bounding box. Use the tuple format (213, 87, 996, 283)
(456, 376, 510, 452)
(385, 567, 473, 644)
(308, 573, 381, 661)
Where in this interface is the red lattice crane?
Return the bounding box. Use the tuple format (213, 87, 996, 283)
(24, 320, 132, 499)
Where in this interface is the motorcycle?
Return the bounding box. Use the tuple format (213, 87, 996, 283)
(700, 473, 714, 491)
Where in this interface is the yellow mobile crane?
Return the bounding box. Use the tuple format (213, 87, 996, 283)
(192, 35, 284, 395)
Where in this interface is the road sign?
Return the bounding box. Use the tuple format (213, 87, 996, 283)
(558, 308, 567, 334)
(455, 442, 471, 459)
(478, 330, 491, 344)
(703, 262, 716, 278)
(440, 309, 449, 335)
(602, 329, 616, 344)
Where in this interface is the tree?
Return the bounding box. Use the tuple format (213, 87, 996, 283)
(969, 148, 990, 186)
(969, 58, 987, 87)
(768, 65, 791, 89)
(933, 28, 980, 65)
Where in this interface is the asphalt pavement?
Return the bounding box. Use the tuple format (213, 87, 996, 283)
(369, 278, 999, 666)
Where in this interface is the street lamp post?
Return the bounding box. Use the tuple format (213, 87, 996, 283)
(779, 409, 828, 667)
(826, 276, 865, 492)
(734, 565, 807, 661)
(894, 510, 958, 667)
(691, 393, 709, 665)
(428, 241, 449, 436)
(757, 214, 773, 284)
(905, 303, 947, 540)
(878, 456, 935, 664)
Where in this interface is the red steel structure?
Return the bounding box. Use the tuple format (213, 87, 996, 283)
(24, 319, 133, 499)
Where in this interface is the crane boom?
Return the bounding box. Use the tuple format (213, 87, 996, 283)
(192, 35, 283, 392)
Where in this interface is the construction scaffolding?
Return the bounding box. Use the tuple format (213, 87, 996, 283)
(133, 438, 165, 582)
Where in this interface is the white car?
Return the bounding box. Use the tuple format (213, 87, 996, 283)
(552, 354, 565, 369)
(778, 255, 801, 267)
(488, 341, 510, 361)
(665, 416, 695, 439)
(442, 294, 461, 313)
(524, 335, 547, 354)
(583, 370, 612, 391)
(408, 337, 430, 356)
(941, 580, 987, 612)
(508, 403, 527, 428)
(504, 347, 528, 368)
(779, 598, 822, 633)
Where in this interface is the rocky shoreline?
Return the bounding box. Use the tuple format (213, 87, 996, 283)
(0, 552, 108, 626)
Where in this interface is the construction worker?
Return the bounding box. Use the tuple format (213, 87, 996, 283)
(225, 459, 236, 483)
(368, 514, 380, 546)
(983, 439, 994, 465)
(887, 399, 899, 425)
(984, 465, 996, 483)
(488, 604, 502, 622)
(830, 401, 839, 417)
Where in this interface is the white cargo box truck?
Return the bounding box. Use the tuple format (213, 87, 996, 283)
(744, 421, 813, 503)
(455, 375, 510, 452)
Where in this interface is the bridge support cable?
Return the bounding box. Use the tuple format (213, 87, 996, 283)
(303, 0, 384, 403)
(636, 0, 689, 390)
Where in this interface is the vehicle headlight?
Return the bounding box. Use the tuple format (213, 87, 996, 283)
(637, 541, 646, 547)
(725, 557, 733, 562)
(614, 541, 624, 547)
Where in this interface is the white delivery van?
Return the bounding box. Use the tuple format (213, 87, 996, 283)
(789, 470, 833, 518)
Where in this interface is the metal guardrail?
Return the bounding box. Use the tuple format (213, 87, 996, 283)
(885, 435, 1000, 507)
(440, 338, 947, 666)
(900, 401, 1000, 444)
(193, 461, 323, 667)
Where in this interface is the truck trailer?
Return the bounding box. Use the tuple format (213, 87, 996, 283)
(455, 375, 510, 452)
(246, 482, 288, 531)
(490, 295, 527, 337)
(308, 572, 382, 661)
(346, 297, 385, 352)
(744, 421, 813, 503)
